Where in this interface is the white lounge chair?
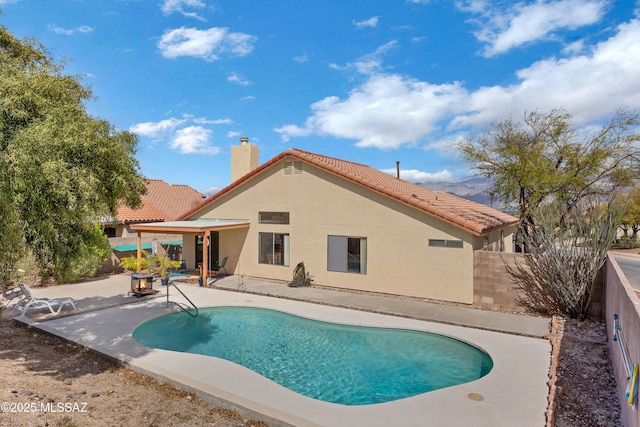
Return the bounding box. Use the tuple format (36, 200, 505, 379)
(10, 283, 77, 316)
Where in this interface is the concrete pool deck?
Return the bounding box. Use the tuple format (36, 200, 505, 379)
(11, 274, 551, 426)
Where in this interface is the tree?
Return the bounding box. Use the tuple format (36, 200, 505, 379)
(621, 186, 640, 240)
(0, 25, 147, 292)
(459, 109, 640, 252)
(508, 195, 626, 319)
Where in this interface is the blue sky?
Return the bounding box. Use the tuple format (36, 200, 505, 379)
(1, 0, 639, 195)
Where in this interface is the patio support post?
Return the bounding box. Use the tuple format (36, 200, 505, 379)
(136, 232, 142, 272)
(203, 230, 210, 279)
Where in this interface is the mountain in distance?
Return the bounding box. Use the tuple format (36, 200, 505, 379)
(418, 177, 515, 213)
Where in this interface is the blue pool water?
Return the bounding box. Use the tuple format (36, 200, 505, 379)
(132, 306, 492, 405)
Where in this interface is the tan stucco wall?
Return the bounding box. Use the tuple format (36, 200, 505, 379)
(186, 157, 515, 304)
(182, 234, 196, 267)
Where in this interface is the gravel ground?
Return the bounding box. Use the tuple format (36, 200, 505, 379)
(552, 317, 622, 427)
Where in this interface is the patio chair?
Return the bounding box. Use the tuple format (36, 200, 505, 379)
(2, 284, 27, 312)
(213, 256, 228, 276)
(10, 283, 77, 316)
(2, 284, 26, 304)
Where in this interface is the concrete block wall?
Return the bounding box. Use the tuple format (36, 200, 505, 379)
(473, 251, 527, 312)
(473, 250, 604, 317)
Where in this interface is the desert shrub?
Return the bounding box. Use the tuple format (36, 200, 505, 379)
(618, 235, 640, 249)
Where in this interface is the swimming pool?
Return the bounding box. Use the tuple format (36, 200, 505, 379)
(132, 306, 493, 405)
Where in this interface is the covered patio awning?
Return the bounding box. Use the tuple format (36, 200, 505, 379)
(129, 219, 250, 279)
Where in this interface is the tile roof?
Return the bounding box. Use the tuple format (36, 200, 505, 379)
(117, 179, 205, 223)
(180, 149, 517, 236)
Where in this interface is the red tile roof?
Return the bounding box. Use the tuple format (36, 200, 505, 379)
(117, 179, 205, 223)
(179, 149, 517, 236)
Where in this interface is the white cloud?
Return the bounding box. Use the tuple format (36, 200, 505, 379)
(330, 41, 397, 75)
(130, 117, 224, 155)
(455, 0, 488, 14)
(381, 168, 453, 183)
(276, 18, 640, 150)
(562, 39, 586, 54)
(273, 124, 311, 142)
(453, 18, 640, 127)
(464, 0, 607, 56)
(227, 72, 251, 86)
(421, 134, 468, 153)
(49, 24, 94, 35)
(201, 185, 222, 197)
(276, 74, 467, 149)
(353, 16, 379, 29)
(194, 117, 233, 125)
(158, 27, 257, 61)
(161, 0, 206, 20)
(129, 117, 186, 137)
(170, 126, 220, 154)
(293, 53, 309, 63)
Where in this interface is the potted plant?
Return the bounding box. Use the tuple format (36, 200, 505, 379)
(151, 255, 181, 286)
(119, 250, 152, 273)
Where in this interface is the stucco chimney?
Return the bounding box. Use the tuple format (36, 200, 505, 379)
(231, 136, 259, 182)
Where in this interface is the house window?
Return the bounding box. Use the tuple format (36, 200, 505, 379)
(429, 239, 463, 248)
(328, 236, 367, 274)
(284, 161, 303, 175)
(259, 212, 290, 224)
(104, 227, 116, 238)
(259, 233, 290, 266)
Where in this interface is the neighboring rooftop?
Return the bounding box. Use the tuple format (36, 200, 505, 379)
(181, 148, 517, 236)
(117, 179, 205, 223)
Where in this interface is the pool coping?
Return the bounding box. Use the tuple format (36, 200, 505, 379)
(18, 284, 551, 427)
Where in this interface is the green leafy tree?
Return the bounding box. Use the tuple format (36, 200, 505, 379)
(621, 187, 640, 240)
(459, 109, 640, 252)
(0, 25, 147, 292)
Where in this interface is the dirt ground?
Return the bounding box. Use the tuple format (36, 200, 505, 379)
(0, 318, 268, 427)
(0, 312, 623, 427)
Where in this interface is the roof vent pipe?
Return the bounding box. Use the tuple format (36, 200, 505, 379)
(396, 161, 400, 179)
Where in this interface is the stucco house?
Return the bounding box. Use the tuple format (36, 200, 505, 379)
(131, 139, 517, 304)
(104, 179, 205, 257)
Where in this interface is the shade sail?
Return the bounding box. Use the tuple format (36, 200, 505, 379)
(161, 240, 183, 246)
(112, 243, 152, 252)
